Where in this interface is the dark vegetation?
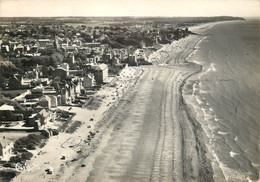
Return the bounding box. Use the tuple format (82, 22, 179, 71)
(6, 133, 48, 165)
(0, 96, 24, 110)
(65, 120, 82, 133)
(0, 169, 19, 181)
(1, 90, 27, 99)
(83, 95, 106, 110)
(13, 133, 47, 150)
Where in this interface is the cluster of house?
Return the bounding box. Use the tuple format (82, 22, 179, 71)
(0, 62, 110, 159)
(0, 33, 148, 66)
(0, 33, 40, 57)
(0, 23, 153, 162)
(0, 21, 152, 67)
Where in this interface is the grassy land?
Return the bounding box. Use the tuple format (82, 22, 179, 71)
(83, 95, 106, 110)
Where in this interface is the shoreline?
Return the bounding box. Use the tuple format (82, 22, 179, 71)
(182, 19, 260, 181)
(10, 20, 235, 182)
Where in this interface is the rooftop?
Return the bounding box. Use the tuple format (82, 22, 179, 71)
(0, 104, 15, 111)
(92, 64, 108, 71)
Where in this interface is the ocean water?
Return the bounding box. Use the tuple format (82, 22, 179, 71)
(187, 20, 260, 181)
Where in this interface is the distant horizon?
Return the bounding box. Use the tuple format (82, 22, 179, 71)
(0, 0, 259, 18)
(0, 15, 258, 18)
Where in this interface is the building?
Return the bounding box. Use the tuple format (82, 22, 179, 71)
(38, 39, 53, 48)
(52, 64, 69, 80)
(37, 109, 50, 127)
(48, 95, 58, 108)
(82, 74, 96, 90)
(0, 104, 15, 123)
(8, 74, 31, 90)
(1, 43, 10, 53)
(72, 38, 82, 46)
(25, 86, 44, 99)
(134, 49, 145, 59)
(102, 53, 112, 63)
(0, 104, 15, 111)
(66, 52, 75, 65)
(0, 140, 14, 161)
(62, 46, 78, 54)
(91, 64, 108, 84)
(38, 95, 51, 109)
(128, 55, 138, 66)
(82, 42, 101, 48)
(16, 44, 25, 54)
(112, 56, 121, 66)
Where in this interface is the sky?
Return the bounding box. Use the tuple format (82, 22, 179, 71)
(0, 0, 259, 17)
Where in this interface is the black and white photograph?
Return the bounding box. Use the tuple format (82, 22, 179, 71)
(0, 0, 259, 181)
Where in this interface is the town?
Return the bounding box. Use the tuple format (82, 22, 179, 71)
(0, 16, 195, 180)
(0, 16, 244, 181)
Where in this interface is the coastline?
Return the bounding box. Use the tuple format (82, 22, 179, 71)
(10, 20, 248, 182)
(182, 19, 260, 181)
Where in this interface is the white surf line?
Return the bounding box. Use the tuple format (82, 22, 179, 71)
(230, 151, 239, 158)
(218, 131, 228, 135)
(200, 63, 217, 77)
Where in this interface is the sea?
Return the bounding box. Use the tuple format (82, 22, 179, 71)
(186, 19, 260, 181)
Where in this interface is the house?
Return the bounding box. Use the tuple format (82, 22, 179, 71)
(48, 95, 58, 108)
(82, 42, 101, 48)
(0, 104, 15, 111)
(61, 38, 70, 47)
(0, 139, 14, 161)
(128, 55, 138, 66)
(60, 88, 69, 105)
(82, 73, 96, 90)
(72, 38, 82, 46)
(0, 104, 15, 124)
(38, 39, 53, 48)
(134, 49, 145, 59)
(43, 86, 57, 95)
(25, 86, 44, 99)
(28, 113, 38, 126)
(52, 64, 69, 80)
(0, 105, 34, 125)
(79, 47, 91, 54)
(20, 102, 38, 109)
(28, 44, 39, 54)
(37, 109, 50, 127)
(1, 43, 10, 53)
(94, 55, 101, 63)
(69, 70, 83, 77)
(100, 44, 111, 54)
(16, 44, 25, 54)
(28, 108, 52, 130)
(67, 53, 75, 64)
(8, 74, 31, 90)
(24, 69, 38, 79)
(102, 53, 112, 63)
(91, 64, 108, 84)
(38, 95, 51, 109)
(62, 46, 78, 54)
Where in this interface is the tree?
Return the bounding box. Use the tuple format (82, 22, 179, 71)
(50, 52, 63, 68)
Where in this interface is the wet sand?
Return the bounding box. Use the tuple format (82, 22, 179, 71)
(184, 20, 260, 182)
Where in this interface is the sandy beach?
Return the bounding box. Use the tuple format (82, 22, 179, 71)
(12, 22, 212, 182)
(12, 20, 259, 182)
